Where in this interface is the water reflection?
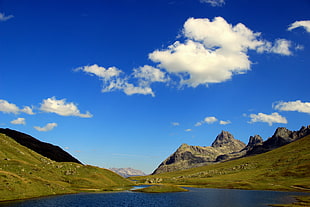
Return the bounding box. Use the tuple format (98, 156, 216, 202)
(0, 188, 306, 207)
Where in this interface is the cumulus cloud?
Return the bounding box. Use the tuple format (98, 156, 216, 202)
(0, 99, 35, 115)
(0, 99, 19, 114)
(288, 20, 310, 33)
(149, 17, 292, 87)
(220, 120, 231, 125)
(0, 13, 14, 22)
(11, 118, 26, 125)
(21, 106, 35, 115)
(195, 116, 218, 126)
(200, 0, 225, 7)
(76, 64, 168, 97)
(39, 97, 93, 118)
(75, 64, 122, 79)
(34, 123, 57, 132)
(273, 100, 310, 114)
(248, 112, 288, 126)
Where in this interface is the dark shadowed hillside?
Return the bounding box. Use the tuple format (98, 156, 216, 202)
(0, 128, 82, 164)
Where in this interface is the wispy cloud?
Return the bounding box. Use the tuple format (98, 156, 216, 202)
(11, 118, 26, 125)
(34, 123, 57, 132)
(76, 64, 169, 97)
(273, 100, 310, 114)
(39, 97, 92, 118)
(0, 12, 14, 22)
(288, 20, 310, 33)
(200, 0, 225, 7)
(171, 122, 180, 126)
(248, 112, 287, 126)
(220, 120, 231, 125)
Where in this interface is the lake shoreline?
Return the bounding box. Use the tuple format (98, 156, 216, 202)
(1, 185, 309, 207)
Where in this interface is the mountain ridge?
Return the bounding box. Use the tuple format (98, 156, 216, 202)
(0, 130, 132, 201)
(152, 126, 310, 174)
(0, 128, 82, 164)
(152, 130, 246, 174)
(109, 167, 146, 177)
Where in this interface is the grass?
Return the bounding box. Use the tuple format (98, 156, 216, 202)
(0, 133, 133, 202)
(132, 184, 188, 193)
(132, 135, 310, 192)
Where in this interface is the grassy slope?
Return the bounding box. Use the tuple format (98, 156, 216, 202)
(133, 135, 310, 192)
(0, 133, 133, 202)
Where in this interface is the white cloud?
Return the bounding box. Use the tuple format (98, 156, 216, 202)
(195, 116, 218, 126)
(0, 99, 20, 114)
(288, 20, 310, 33)
(200, 0, 225, 7)
(171, 122, 180, 126)
(0, 99, 35, 115)
(273, 100, 310, 114)
(220, 120, 231, 125)
(133, 65, 169, 84)
(0, 13, 14, 22)
(258, 39, 292, 55)
(11, 118, 26, 125)
(75, 64, 122, 80)
(249, 112, 288, 126)
(185, 129, 192, 132)
(149, 17, 292, 88)
(123, 83, 155, 97)
(34, 123, 57, 132)
(204, 116, 218, 124)
(21, 106, 35, 115)
(39, 97, 93, 118)
(76, 64, 168, 97)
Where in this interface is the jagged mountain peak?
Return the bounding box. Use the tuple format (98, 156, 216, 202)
(211, 130, 239, 148)
(243, 135, 263, 151)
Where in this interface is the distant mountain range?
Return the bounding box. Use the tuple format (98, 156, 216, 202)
(152, 125, 310, 174)
(110, 168, 146, 177)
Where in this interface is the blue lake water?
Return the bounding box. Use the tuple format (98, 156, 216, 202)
(0, 188, 307, 207)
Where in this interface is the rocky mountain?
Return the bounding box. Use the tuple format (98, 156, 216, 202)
(247, 125, 310, 155)
(0, 128, 82, 164)
(110, 168, 146, 177)
(152, 131, 246, 174)
(152, 126, 310, 175)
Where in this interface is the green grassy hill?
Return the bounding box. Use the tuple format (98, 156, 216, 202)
(0, 133, 133, 202)
(133, 135, 310, 192)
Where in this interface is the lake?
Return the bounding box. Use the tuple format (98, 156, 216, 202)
(0, 187, 306, 207)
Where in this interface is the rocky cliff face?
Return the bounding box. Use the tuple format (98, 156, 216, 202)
(152, 131, 246, 174)
(0, 128, 82, 164)
(152, 126, 310, 175)
(109, 168, 146, 177)
(247, 125, 310, 155)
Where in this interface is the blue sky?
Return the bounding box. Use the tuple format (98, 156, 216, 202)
(0, 0, 309, 174)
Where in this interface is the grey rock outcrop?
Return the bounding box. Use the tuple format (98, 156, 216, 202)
(152, 126, 309, 175)
(152, 131, 246, 174)
(243, 135, 263, 151)
(247, 125, 310, 155)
